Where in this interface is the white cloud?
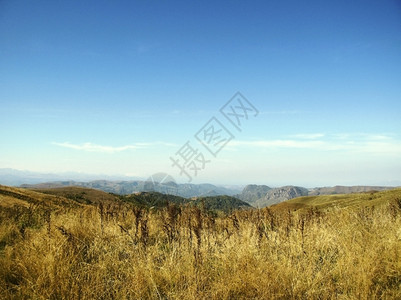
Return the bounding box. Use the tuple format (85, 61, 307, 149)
(52, 141, 178, 153)
(258, 110, 306, 115)
(228, 133, 401, 154)
(52, 142, 142, 153)
(290, 133, 325, 139)
(229, 139, 327, 149)
(360, 134, 394, 141)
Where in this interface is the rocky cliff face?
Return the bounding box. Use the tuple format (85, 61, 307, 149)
(236, 184, 271, 205)
(237, 185, 309, 207)
(256, 186, 309, 207)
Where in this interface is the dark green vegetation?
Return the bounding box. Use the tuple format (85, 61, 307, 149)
(192, 195, 252, 213)
(122, 191, 188, 208)
(122, 193, 251, 212)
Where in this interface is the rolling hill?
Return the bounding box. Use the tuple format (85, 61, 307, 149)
(34, 186, 120, 205)
(1, 185, 251, 213)
(0, 184, 84, 209)
(269, 188, 401, 212)
(236, 184, 398, 207)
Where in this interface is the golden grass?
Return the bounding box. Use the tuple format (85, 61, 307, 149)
(0, 185, 83, 209)
(0, 189, 401, 299)
(271, 188, 401, 211)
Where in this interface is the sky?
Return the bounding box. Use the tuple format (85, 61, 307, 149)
(0, 0, 400, 187)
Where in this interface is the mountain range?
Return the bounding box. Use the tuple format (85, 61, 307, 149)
(22, 181, 398, 208)
(20, 180, 241, 198)
(0, 168, 140, 186)
(1, 168, 398, 208)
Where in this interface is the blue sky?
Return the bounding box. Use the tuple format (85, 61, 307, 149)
(1, 0, 400, 186)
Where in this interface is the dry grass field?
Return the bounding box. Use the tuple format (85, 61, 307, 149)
(1, 185, 401, 299)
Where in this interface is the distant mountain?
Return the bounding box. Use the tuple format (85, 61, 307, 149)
(0, 168, 139, 186)
(256, 186, 309, 207)
(236, 185, 308, 207)
(21, 180, 241, 198)
(236, 184, 271, 204)
(176, 183, 241, 198)
(3, 168, 398, 208)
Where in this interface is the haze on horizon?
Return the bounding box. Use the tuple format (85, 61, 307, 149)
(1, 1, 400, 187)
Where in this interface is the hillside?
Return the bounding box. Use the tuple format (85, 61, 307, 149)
(270, 188, 401, 212)
(122, 193, 251, 212)
(308, 185, 394, 195)
(191, 195, 252, 213)
(243, 185, 309, 207)
(34, 187, 252, 212)
(34, 186, 120, 205)
(0, 185, 251, 214)
(122, 191, 188, 208)
(0, 185, 83, 209)
(236, 184, 398, 207)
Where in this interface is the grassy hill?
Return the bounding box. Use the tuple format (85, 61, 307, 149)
(34, 186, 120, 205)
(270, 188, 401, 212)
(0, 184, 83, 209)
(308, 185, 396, 195)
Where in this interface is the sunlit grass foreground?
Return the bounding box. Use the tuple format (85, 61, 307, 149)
(1, 192, 401, 299)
